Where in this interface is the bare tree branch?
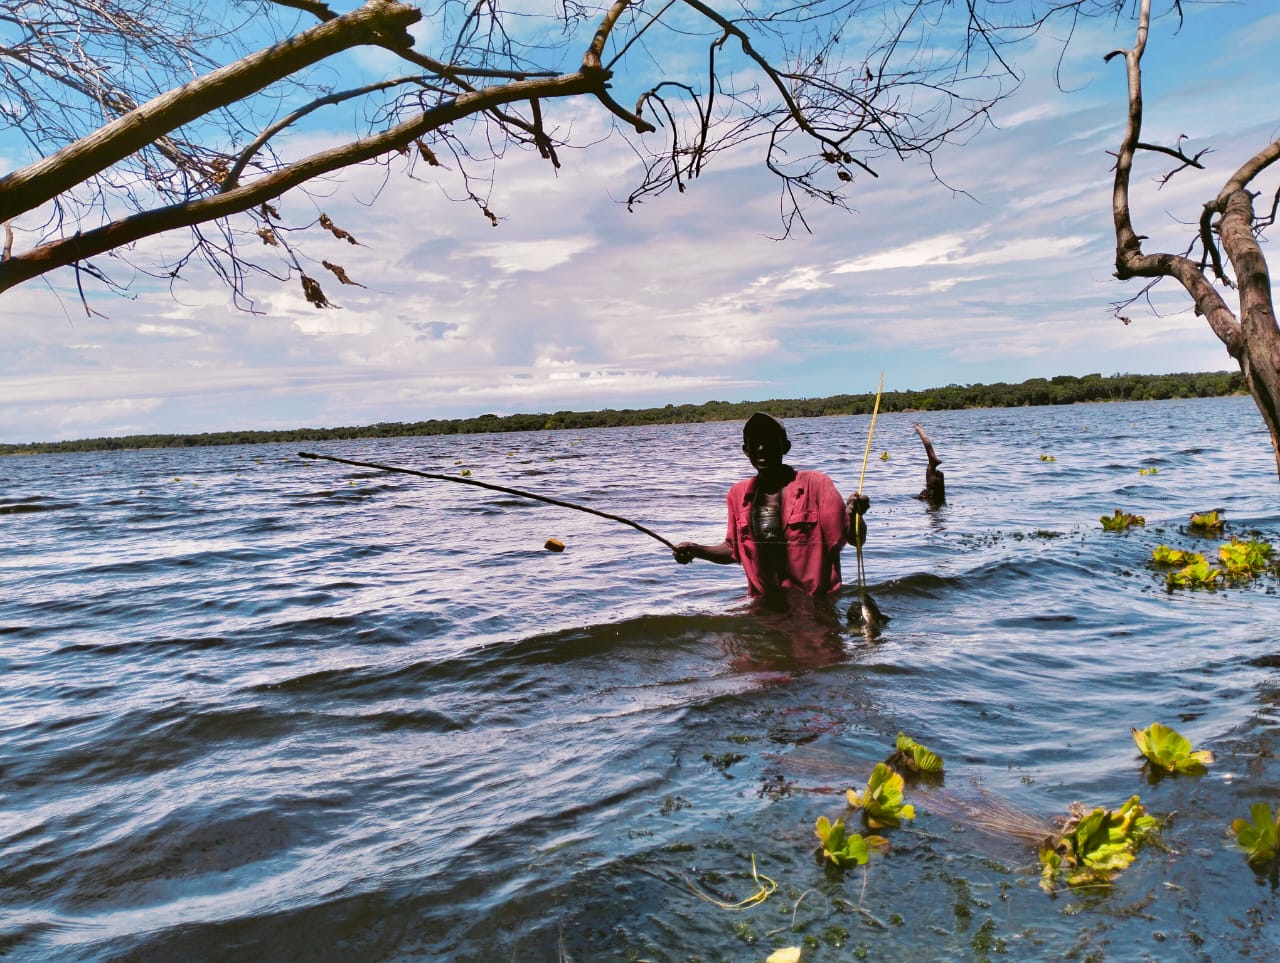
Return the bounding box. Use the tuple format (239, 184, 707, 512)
(0, 1, 421, 224)
(0, 0, 1125, 305)
(1109, 0, 1280, 478)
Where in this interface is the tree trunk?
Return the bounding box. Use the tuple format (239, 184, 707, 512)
(1220, 189, 1280, 477)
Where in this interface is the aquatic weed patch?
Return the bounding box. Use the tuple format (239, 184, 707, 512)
(1037, 795, 1160, 894)
(1150, 536, 1276, 590)
(1187, 510, 1226, 535)
(1100, 509, 1145, 531)
(1231, 803, 1280, 870)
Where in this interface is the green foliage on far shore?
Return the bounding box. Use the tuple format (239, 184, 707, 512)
(1, 370, 1244, 456)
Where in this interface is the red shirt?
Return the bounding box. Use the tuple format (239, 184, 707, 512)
(724, 469, 848, 597)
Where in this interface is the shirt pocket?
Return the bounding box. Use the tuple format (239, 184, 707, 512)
(785, 510, 819, 544)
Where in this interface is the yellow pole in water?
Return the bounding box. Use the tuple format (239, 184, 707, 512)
(851, 373, 883, 586)
(857, 372, 884, 495)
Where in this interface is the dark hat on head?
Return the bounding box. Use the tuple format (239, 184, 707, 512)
(743, 411, 788, 442)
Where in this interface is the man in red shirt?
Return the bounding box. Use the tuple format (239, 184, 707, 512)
(673, 412, 869, 599)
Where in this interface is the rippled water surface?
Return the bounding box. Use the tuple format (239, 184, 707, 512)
(3, 397, 1280, 961)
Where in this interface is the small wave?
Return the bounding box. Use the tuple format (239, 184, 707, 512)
(351, 708, 467, 733)
(0, 497, 75, 515)
(5, 702, 302, 794)
(54, 635, 229, 659)
(245, 613, 727, 704)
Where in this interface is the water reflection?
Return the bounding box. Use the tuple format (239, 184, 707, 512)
(711, 591, 866, 671)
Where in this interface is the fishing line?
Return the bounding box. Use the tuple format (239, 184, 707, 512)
(298, 451, 676, 550)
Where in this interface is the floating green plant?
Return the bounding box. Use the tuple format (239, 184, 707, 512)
(459, 468, 472, 477)
(1039, 454, 1056, 462)
(1100, 509, 1145, 531)
(1150, 544, 1201, 567)
(1038, 795, 1159, 893)
(847, 762, 916, 829)
(1189, 510, 1226, 534)
(1156, 536, 1274, 589)
(814, 815, 886, 868)
(1164, 556, 1222, 589)
(1231, 803, 1280, 868)
(1131, 722, 1214, 774)
(1218, 538, 1273, 578)
(886, 732, 944, 775)
(1138, 467, 1159, 476)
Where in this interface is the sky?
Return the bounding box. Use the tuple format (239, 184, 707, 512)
(2, 1, 1279, 444)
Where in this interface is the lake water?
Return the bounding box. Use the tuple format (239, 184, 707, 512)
(2, 396, 1279, 961)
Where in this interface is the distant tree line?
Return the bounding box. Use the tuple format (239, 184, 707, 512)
(0, 370, 1245, 456)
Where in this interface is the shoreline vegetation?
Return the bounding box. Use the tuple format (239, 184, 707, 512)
(1, 370, 1244, 456)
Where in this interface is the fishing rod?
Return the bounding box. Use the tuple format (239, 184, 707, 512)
(297, 451, 676, 551)
(857, 372, 884, 496)
(851, 374, 884, 626)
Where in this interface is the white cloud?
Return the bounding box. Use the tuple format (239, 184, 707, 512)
(136, 323, 201, 337)
(462, 236, 596, 274)
(831, 233, 971, 274)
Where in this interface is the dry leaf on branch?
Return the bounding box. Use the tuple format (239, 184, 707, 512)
(322, 260, 364, 287)
(319, 214, 359, 245)
(300, 274, 330, 307)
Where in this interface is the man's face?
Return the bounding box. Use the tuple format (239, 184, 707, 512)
(742, 429, 788, 471)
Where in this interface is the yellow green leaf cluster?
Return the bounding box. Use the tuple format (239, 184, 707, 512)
(1131, 722, 1214, 774)
(847, 762, 916, 829)
(1151, 544, 1199, 567)
(814, 815, 885, 868)
(889, 732, 944, 774)
(1188, 510, 1225, 533)
(1164, 556, 1221, 589)
(1100, 508, 1144, 531)
(1218, 538, 1273, 577)
(1231, 803, 1280, 868)
(1038, 795, 1158, 892)
(1153, 537, 1274, 589)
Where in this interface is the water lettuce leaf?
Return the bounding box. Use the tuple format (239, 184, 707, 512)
(1101, 509, 1145, 531)
(1218, 538, 1274, 577)
(1039, 795, 1158, 892)
(1231, 802, 1280, 868)
(847, 762, 916, 829)
(1151, 544, 1201, 567)
(1165, 557, 1222, 589)
(814, 815, 885, 868)
(1131, 722, 1214, 774)
(1189, 510, 1226, 533)
(890, 732, 944, 774)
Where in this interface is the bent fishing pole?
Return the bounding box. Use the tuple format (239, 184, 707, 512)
(298, 451, 676, 551)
